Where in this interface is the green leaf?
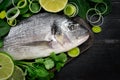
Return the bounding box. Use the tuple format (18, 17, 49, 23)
(0, 39, 3, 48)
(56, 62, 65, 72)
(0, 0, 19, 11)
(69, 0, 90, 19)
(89, 0, 104, 3)
(35, 66, 49, 77)
(35, 58, 44, 64)
(50, 52, 59, 61)
(0, 20, 10, 37)
(57, 53, 67, 63)
(43, 58, 54, 70)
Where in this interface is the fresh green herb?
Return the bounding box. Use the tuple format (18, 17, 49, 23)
(0, 20, 10, 38)
(44, 58, 54, 70)
(15, 52, 68, 80)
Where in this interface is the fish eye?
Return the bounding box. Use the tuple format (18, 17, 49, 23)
(68, 23, 79, 31)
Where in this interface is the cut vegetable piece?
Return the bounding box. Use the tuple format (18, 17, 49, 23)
(64, 3, 78, 17)
(92, 26, 102, 33)
(0, 52, 14, 80)
(89, 13, 102, 23)
(29, 1, 41, 13)
(86, 8, 101, 23)
(67, 47, 80, 57)
(39, 0, 68, 13)
(8, 66, 25, 80)
(6, 7, 20, 20)
(0, 10, 6, 19)
(95, 2, 108, 15)
(17, 0, 27, 9)
(7, 19, 17, 26)
(90, 15, 104, 26)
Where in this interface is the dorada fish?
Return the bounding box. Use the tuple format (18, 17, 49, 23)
(1, 13, 89, 60)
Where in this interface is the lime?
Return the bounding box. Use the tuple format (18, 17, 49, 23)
(39, 0, 68, 13)
(92, 26, 102, 33)
(8, 66, 25, 80)
(67, 47, 80, 57)
(0, 53, 14, 80)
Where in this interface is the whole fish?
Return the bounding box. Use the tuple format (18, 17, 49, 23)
(1, 13, 89, 60)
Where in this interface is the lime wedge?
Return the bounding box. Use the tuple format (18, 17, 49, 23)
(8, 66, 25, 80)
(67, 47, 80, 57)
(39, 0, 68, 13)
(0, 53, 14, 80)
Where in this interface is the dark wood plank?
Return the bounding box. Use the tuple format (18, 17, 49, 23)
(56, 0, 120, 80)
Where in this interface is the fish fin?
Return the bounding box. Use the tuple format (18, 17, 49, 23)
(21, 41, 53, 48)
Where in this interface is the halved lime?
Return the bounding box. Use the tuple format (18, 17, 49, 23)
(8, 66, 25, 80)
(67, 47, 80, 57)
(39, 0, 68, 13)
(0, 53, 14, 80)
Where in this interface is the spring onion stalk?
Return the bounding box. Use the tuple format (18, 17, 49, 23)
(86, 8, 101, 23)
(17, 0, 27, 9)
(19, 5, 29, 14)
(6, 7, 20, 20)
(95, 2, 108, 15)
(29, 1, 41, 13)
(90, 15, 104, 26)
(7, 19, 17, 26)
(64, 2, 78, 17)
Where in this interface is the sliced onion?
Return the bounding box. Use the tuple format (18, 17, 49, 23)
(6, 7, 20, 20)
(90, 15, 104, 26)
(86, 8, 101, 23)
(7, 19, 17, 26)
(89, 13, 102, 23)
(17, 0, 27, 9)
(29, 1, 41, 13)
(95, 2, 108, 15)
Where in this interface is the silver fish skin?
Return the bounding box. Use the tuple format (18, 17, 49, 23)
(2, 13, 89, 60)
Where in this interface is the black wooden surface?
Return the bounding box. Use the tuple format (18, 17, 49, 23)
(56, 0, 120, 80)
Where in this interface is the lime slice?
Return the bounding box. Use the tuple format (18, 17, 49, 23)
(67, 47, 80, 57)
(92, 26, 102, 33)
(8, 66, 25, 80)
(39, 0, 68, 13)
(0, 53, 14, 80)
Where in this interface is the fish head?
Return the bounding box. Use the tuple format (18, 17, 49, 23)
(53, 18, 89, 50)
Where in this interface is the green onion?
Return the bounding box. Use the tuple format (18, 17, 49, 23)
(17, 0, 27, 9)
(0, 10, 6, 19)
(29, 1, 41, 13)
(92, 26, 102, 33)
(95, 2, 108, 15)
(7, 19, 17, 26)
(64, 2, 78, 17)
(86, 8, 101, 23)
(6, 7, 20, 20)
